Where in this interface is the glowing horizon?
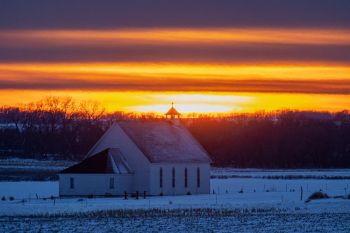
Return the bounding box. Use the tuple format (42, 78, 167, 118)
(1, 90, 349, 115)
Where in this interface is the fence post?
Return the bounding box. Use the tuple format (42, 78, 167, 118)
(300, 186, 303, 201)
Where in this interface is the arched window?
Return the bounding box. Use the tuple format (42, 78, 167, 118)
(160, 168, 163, 188)
(197, 167, 200, 188)
(172, 167, 176, 188)
(184, 168, 188, 188)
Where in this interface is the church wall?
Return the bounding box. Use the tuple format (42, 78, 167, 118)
(59, 173, 133, 196)
(149, 163, 210, 196)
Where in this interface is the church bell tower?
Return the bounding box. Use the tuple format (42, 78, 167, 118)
(165, 102, 181, 119)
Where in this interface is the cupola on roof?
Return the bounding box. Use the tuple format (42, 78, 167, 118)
(165, 102, 180, 118)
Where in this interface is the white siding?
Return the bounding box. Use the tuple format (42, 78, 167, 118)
(149, 163, 210, 196)
(59, 174, 133, 196)
(86, 124, 151, 193)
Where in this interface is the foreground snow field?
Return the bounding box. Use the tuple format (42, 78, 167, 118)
(1, 212, 350, 233)
(0, 169, 349, 232)
(0, 178, 350, 215)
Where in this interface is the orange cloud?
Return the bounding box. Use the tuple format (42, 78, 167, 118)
(1, 28, 350, 47)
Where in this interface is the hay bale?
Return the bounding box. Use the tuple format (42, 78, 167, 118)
(306, 191, 329, 203)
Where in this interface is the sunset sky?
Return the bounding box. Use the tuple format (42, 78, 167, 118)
(1, 0, 350, 114)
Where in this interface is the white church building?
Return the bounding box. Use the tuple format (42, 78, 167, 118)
(59, 105, 212, 197)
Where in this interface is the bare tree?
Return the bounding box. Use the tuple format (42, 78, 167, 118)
(78, 100, 105, 121)
(2, 107, 21, 131)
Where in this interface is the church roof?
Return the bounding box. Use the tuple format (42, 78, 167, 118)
(165, 107, 180, 116)
(118, 121, 212, 163)
(60, 148, 132, 174)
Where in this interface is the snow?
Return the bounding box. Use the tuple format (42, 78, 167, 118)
(0, 170, 349, 216)
(0, 181, 57, 200)
(0, 158, 75, 171)
(1, 212, 349, 233)
(0, 169, 349, 232)
(0, 157, 75, 181)
(212, 167, 350, 179)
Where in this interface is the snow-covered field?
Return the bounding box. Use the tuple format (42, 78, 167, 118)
(212, 167, 350, 179)
(0, 157, 75, 181)
(1, 212, 349, 233)
(0, 169, 350, 232)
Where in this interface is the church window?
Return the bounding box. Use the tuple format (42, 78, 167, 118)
(197, 168, 200, 188)
(172, 167, 176, 188)
(70, 177, 74, 189)
(160, 168, 163, 188)
(109, 177, 114, 189)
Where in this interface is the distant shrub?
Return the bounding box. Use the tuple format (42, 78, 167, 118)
(87, 194, 94, 199)
(1, 196, 5, 201)
(187, 191, 191, 195)
(9, 196, 14, 201)
(159, 192, 163, 196)
(347, 194, 350, 199)
(306, 192, 329, 203)
(50, 195, 55, 200)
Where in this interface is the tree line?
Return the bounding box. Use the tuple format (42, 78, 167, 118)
(1, 97, 108, 160)
(186, 111, 350, 168)
(1, 97, 350, 168)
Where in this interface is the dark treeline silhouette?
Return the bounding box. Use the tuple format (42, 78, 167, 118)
(1, 97, 350, 168)
(186, 111, 350, 168)
(0, 97, 162, 160)
(1, 97, 108, 160)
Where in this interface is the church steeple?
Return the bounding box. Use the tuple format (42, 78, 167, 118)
(165, 102, 181, 119)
